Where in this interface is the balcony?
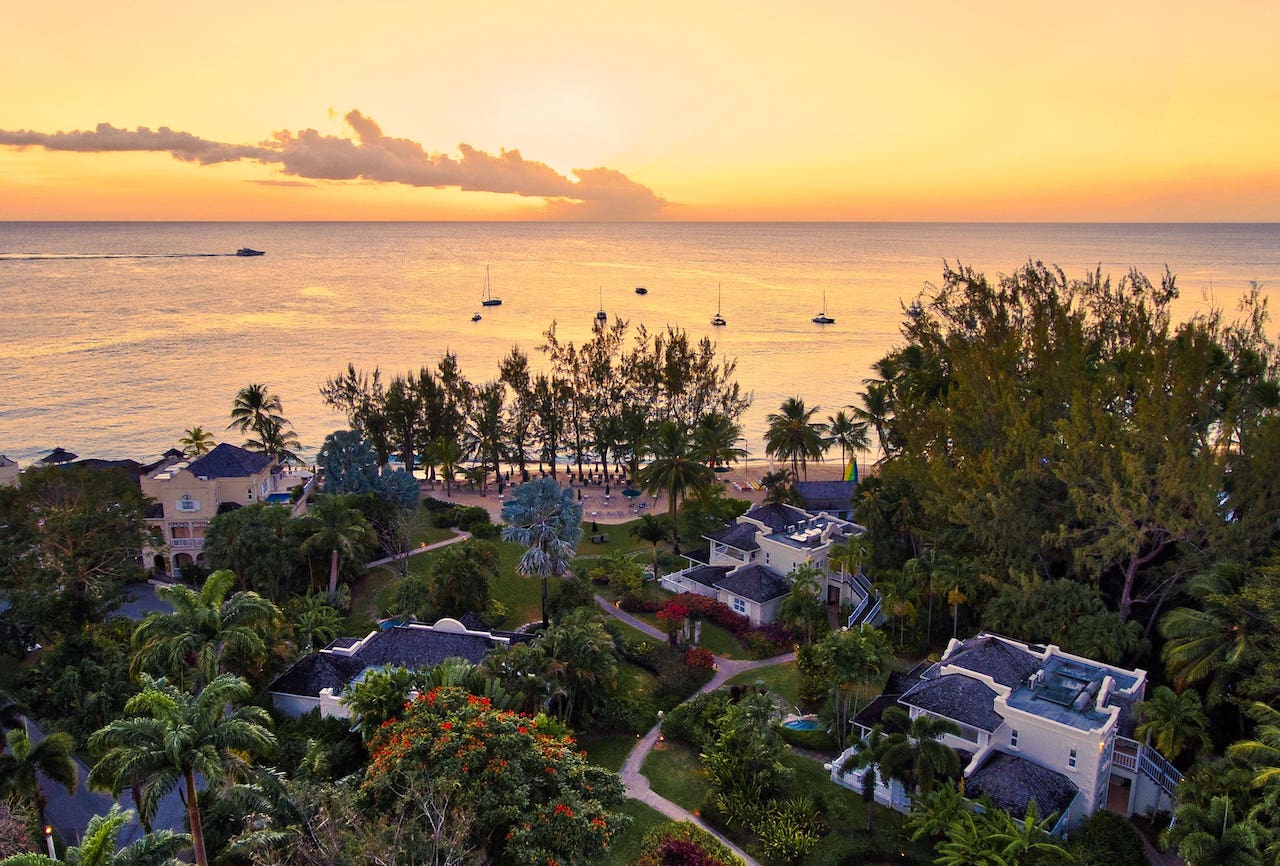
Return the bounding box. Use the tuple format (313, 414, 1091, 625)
(170, 538, 203, 549)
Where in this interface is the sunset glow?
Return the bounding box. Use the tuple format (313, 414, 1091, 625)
(4, 0, 1278, 221)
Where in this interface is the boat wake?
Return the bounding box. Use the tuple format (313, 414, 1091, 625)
(0, 252, 243, 261)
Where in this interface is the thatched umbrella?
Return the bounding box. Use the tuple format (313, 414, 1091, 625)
(39, 447, 78, 464)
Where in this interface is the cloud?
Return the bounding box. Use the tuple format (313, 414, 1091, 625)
(0, 111, 668, 218)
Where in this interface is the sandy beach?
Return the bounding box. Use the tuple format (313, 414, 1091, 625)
(420, 458, 867, 525)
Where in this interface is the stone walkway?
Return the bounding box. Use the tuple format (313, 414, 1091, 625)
(595, 595, 797, 866)
(364, 530, 470, 569)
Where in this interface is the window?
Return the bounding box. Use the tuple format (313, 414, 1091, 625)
(176, 495, 199, 512)
(733, 597, 746, 614)
(171, 525, 191, 540)
(1010, 729, 1020, 749)
(1067, 748, 1078, 770)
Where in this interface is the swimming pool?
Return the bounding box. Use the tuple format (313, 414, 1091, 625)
(265, 492, 292, 504)
(782, 717, 819, 731)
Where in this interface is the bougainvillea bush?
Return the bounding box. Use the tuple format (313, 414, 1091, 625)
(635, 593, 795, 658)
(363, 686, 630, 865)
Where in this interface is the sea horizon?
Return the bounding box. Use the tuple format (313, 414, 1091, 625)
(3, 220, 1278, 467)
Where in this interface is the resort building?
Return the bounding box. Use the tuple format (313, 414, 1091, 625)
(659, 501, 882, 627)
(796, 480, 858, 520)
(268, 617, 528, 718)
(0, 455, 18, 487)
(140, 443, 309, 577)
(831, 632, 1182, 834)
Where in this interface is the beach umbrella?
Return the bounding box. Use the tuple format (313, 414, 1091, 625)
(39, 447, 78, 464)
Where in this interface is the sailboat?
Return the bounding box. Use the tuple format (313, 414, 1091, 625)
(595, 287, 608, 322)
(481, 266, 502, 307)
(812, 290, 834, 325)
(711, 283, 726, 327)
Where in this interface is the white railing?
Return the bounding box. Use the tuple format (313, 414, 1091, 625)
(170, 538, 202, 549)
(1116, 736, 1183, 796)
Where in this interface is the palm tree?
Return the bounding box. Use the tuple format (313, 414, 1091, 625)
(853, 380, 895, 460)
(0, 804, 189, 866)
(1228, 701, 1280, 788)
(629, 513, 670, 579)
(178, 426, 216, 458)
(874, 706, 962, 797)
(764, 397, 828, 481)
(501, 476, 583, 629)
(245, 418, 302, 466)
(817, 626, 892, 751)
(297, 494, 375, 596)
(1135, 685, 1212, 762)
(1159, 561, 1258, 707)
(538, 610, 617, 726)
(826, 409, 870, 479)
(89, 674, 276, 866)
(779, 563, 825, 645)
(1165, 795, 1264, 866)
(427, 436, 464, 497)
(228, 384, 284, 437)
(639, 420, 713, 550)
(0, 723, 77, 828)
(131, 568, 282, 693)
(691, 412, 746, 472)
(986, 801, 1073, 865)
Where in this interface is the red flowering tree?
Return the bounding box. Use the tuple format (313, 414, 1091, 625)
(656, 599, 690, 646)
(363, 686, 629, 865)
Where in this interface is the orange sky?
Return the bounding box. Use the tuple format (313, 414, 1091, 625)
(3, 1, 1278, 221)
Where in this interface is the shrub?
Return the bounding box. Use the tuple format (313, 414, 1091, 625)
(468, 521, 500, 540)
(633, 821, 742, 866)
(685, 647, 716, 671)
(422, 496, 452, 512)
(1068, 810, 1147, 866)
(778, 724, 837, 754)
(661, 691, 732, 751)
(455, 506, 491, 533)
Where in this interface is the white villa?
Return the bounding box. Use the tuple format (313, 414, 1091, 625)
(140, 443, 312, 577)
(831, 632, 1182, 834)
(659, 501, 882, 628)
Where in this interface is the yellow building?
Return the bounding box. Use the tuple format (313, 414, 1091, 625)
(140, 443, 279, 576)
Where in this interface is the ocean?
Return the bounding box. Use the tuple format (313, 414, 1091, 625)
(1, 221, 1278, 466)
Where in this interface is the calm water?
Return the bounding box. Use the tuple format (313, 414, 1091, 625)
(1, 221, 1277, 465)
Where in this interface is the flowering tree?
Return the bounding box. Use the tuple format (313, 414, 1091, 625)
(363, 686, 628, 865)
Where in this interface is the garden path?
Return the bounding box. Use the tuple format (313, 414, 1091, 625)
(595, 595, 797, 866)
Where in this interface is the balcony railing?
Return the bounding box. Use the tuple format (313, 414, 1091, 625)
(1116, 736, 1183, 796)
(170, 538, 203, 549)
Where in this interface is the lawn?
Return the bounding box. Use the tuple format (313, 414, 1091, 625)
(579, 733, 640, 773)
(594, 799, 669, 866)
(630, 610, 746, 659)
(642, 740, 708, 812)
(726, 659, 803, 708)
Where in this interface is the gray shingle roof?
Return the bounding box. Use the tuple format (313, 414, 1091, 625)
(186, 443, 272, 479)
(683, 564, 732, 589)
(715, 563, 791, 603)
(965, 751, 1078, 821)
(901, 674, 1004, 731)
(944, 636, 1040, 688)
(706, 523, 760, 551)
(743, 502, 810, 533)
(269, 624, 497, 699)
(796, 480, 858, 513)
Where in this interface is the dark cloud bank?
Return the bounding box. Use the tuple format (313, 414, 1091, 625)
(0, 110, 667, 219)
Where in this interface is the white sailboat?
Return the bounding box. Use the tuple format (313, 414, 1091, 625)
(812, 290, 834, 325)
(711, 283, 726, 326)
(595, 286, 608, 322)
(481, 265, 502, 306)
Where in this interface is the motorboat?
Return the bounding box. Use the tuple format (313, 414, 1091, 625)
(635, 286, 648, 295)
(471, 312, 482, 322)
(235, 248, 265, 257)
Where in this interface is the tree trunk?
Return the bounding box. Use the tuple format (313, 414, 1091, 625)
(328, 548, 340, 596)
(185, 770, 209, 866)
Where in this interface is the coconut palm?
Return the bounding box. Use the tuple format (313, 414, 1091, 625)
(178, 426, 216, 458)
(779, 563, 825, 645)
(1135, 685, 1212, 762)
(639, 420, 714, 550)
(427, 436, 464, 497)
(1228, 701, 1280, 789)
(131, 568, 282, 693)
(826, 409, 870, 478)
(538, 610, 617, 726)
(764, 397, 828, 481)
(297, 494, 375, 596)
(1159, 561, 1258, 707)
(227, 384, 286, 440)
(817, 625, 892, 751)
(245, 419, 302, 466)
(853, 380, 895, 460)
(0, 723, 77, 827)
(1164, 795, 1264, 866)
(629, 513, 670, 579)
(874, 706, 962, 797)
(501, 476, 582, 629)
(692, 412, 746, 472)
(0, 803, 189, 866)
(88, 674, 276, 866)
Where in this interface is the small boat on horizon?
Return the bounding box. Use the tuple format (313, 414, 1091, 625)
(596, 287, 608, 322)
(812, 290, 835, 325)
(235, 248, 265, 257)
(711, 283, 726, 326)
(471, 311, 482, 322)
(635, 286, 648, 295)
(481, 265, 502, 306)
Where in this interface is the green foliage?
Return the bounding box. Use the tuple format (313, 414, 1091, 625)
(271, 709, 366, 781)
(661, 691, 733, 751)
(813, 626, 892, 751)
(0, 803, 189, 866)
(633, 821, 743, 866)
(701, 692, 793, 805)
(284, 592, 344, 653)
(202, 502, 299, 602)
(363, 685, 629, 866)
(983, 575, 1145, 663)
(1067, 810, 1147, 866)
(1135, 685, 1212, 762)
(18, 620, 136, 746)
(765, 396, 829, 482)
(340, 666, 420, 741)
(0, 465, 158, 635)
